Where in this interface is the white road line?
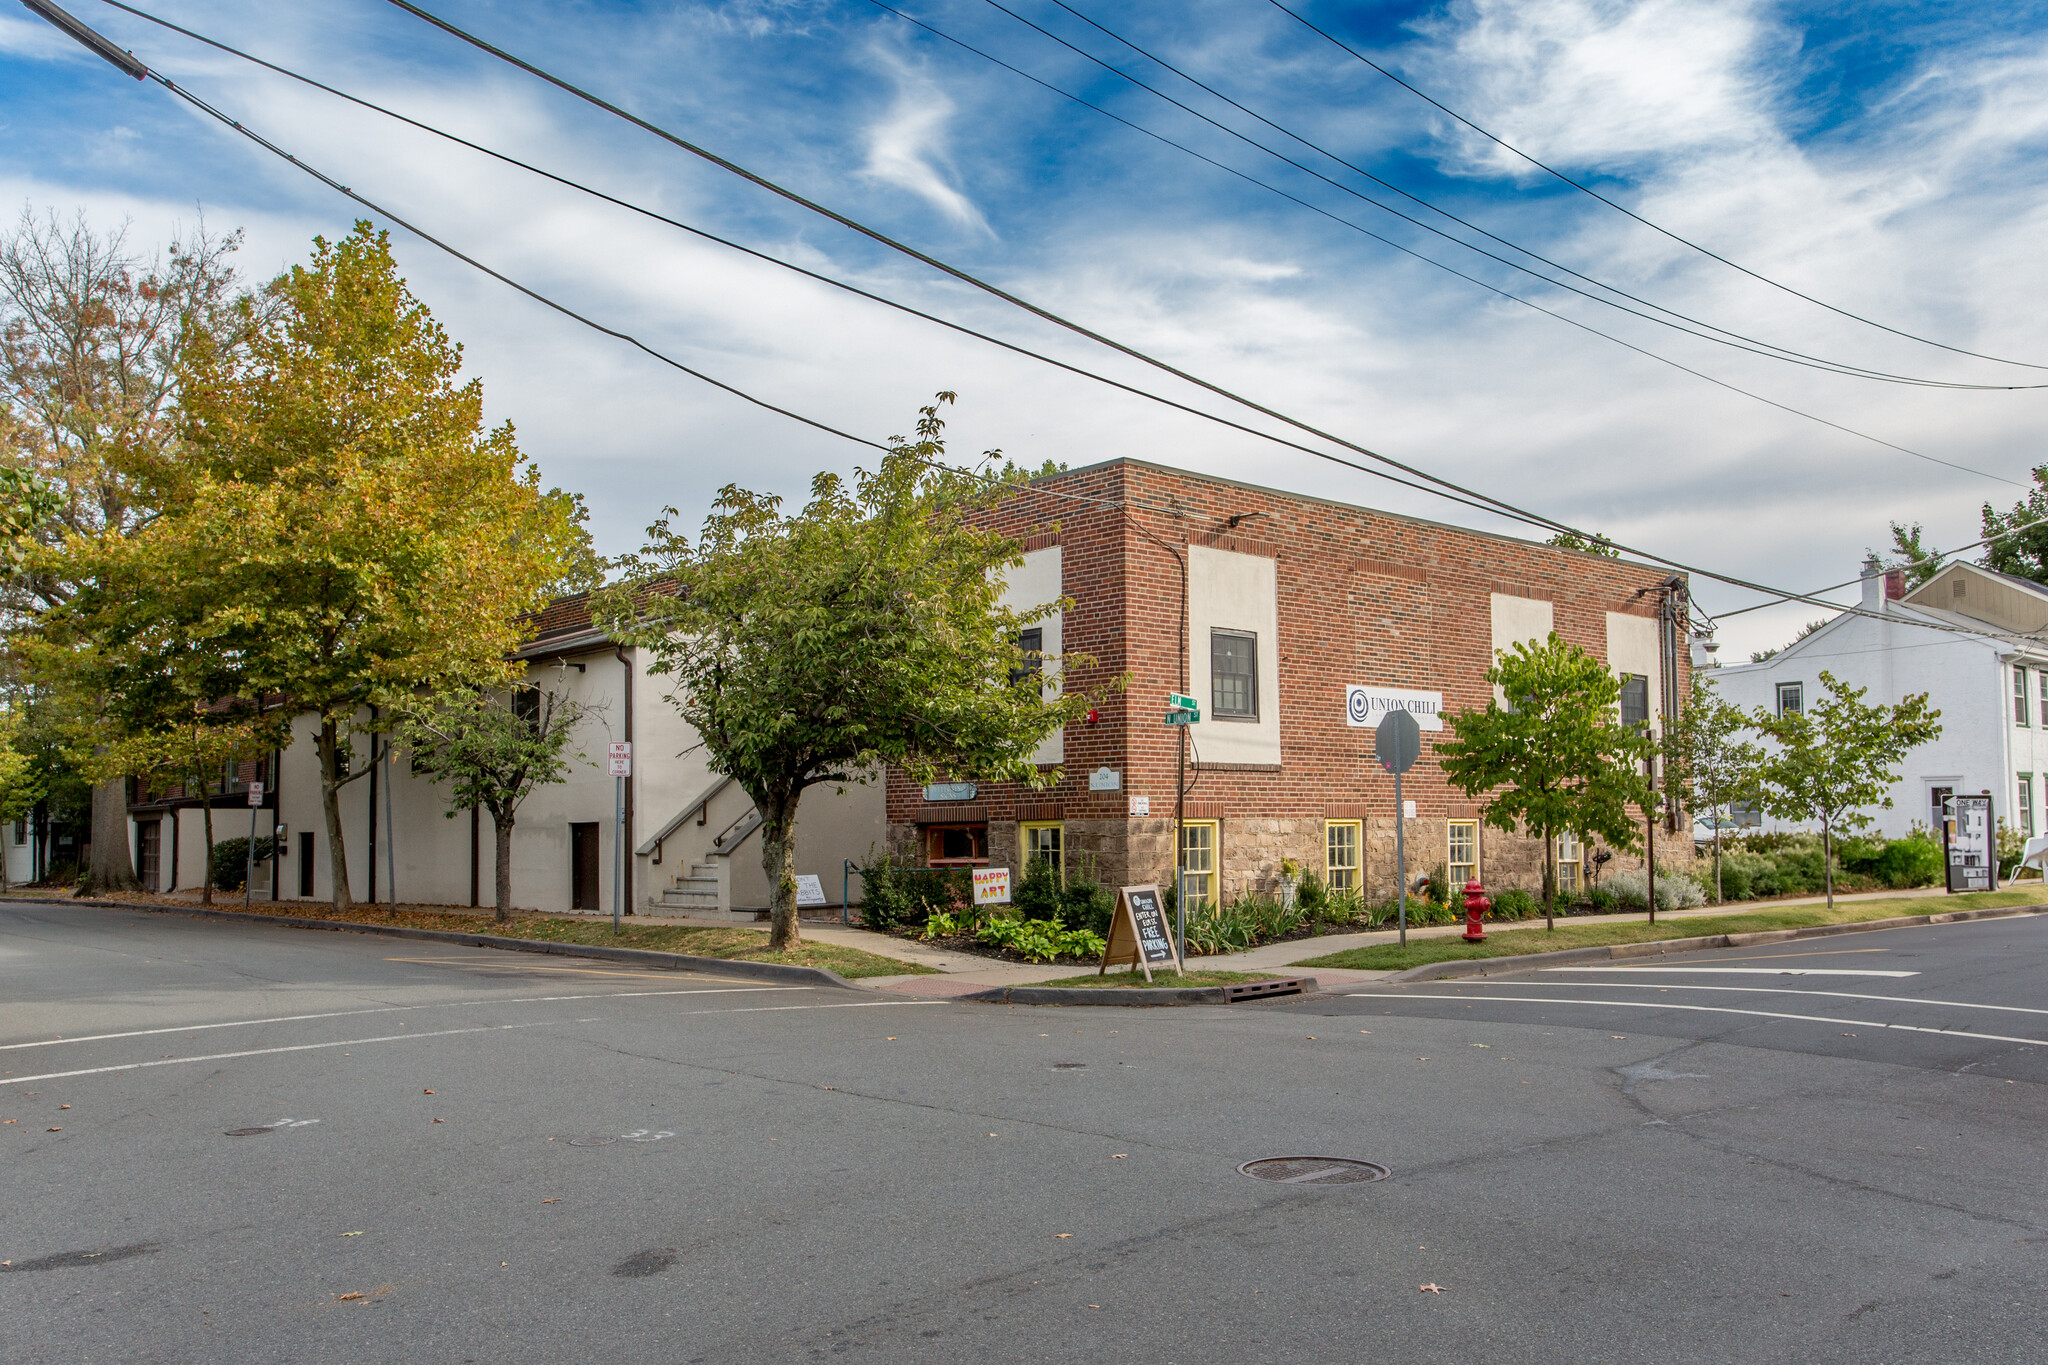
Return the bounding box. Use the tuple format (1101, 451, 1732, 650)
(1, 998, 944, 1086)
(0, 1021, 557, 1086)
(1445, 981, 2048, 1018)
(0, 986, 810, 1052)
(1344, 994, 2048, 1047)
(1541, 966, 1919, 978)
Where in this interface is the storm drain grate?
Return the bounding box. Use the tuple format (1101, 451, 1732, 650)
(567, 1135, 617, 1147)
(1238, 1157, 1390, 1186)
(1222, 978, 1309, 1002)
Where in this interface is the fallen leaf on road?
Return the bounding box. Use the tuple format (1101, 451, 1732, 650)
(339, 1292, 365, 1301)
(1054, 1233, 1073, 1239)
(989, 1133, 998, 1138)
(886, 1037, 897, 1041)
(542, 1199, 560, 1203)
(1611, 1036, 1627, 1040)
(59, 1104, 70, 1109)
(1359, 1030, 1371, 1034)
(1842, 1033, 1857, 1037)
(46, 1127, 59, 1132)
(1111, 1154, 1126, 1159)
(431, 1118, 445, 1124)
(1419, 1284, 1445, 1294)
(341, 1231, 363, 1237)
(1089, 1304, 1100, 1309)
(1416, 1058, 1429, 1062)
(1470, 1044, 1490, 1049)
(423, 1090, 435, 1095)
(3, 1119, 15, 1124)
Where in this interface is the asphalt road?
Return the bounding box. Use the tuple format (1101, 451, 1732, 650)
(3, 900, 2044, 1364)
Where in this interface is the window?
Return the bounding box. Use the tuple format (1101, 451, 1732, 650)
(1324, 820, 1361, 893)
(1776, 682, 1804, 716)
(926, 824, 989, 867)
(1178, 820, 1219, 909)
(11, 819, 23, 846)
(2021, 775, 2035, 838)
(1929, 785, 1953, 830)
(1021, 821, 1063, 881)
(512, 685, 542, 729)
(1556, 831, 1583, 897)
(138, 820, 162, 894)
(1447, 820, 1479, 889)
(1010, 628, 1044, 688)
(1620, 674, 1650, 728)
(1210, 630, 1258, 720)
(2018, 667, 2033, 727)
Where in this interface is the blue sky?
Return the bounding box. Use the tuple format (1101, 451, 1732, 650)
(5, 0, 2046, 658)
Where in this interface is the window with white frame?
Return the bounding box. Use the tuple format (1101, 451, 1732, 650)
(2021, 775, 2035, 838)
(1556, 832, 1583, 898)
(1210, 630, 1258, 720)
(1324, 820, 1361, 893)
(1447, 820, 1479, 889)
(2017, 667, 2032, 727)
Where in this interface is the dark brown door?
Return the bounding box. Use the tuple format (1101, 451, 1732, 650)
(298, 832, 315, 897)
(571, 822, 600, 910)
(137, 821, 162, 892)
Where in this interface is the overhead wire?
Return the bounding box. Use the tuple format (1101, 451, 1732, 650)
(38, 0, 2037, 641)
(1263, 0, 2048, 373)
(372, 0, 2048, 606)
(962, 0, 2035, 391)
(102, 0, 2015, 492)
(86, 0, 1538, 528)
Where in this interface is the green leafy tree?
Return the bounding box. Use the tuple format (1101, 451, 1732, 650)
(0, 704, 40, 889)
(400, 682, 593, 921)
(1882, 522, 1942, 590)
(602, 394, 1106, 950)
(1, 209, 256, 893)
(124, 223, 597, 913)
(1438, 633, 1653, 928)
(1660, 673, 1762, 901)
(1546, 530, 1620, 558)
(1982, 471, 2048, 584)
(1750, 671, 1941, 907)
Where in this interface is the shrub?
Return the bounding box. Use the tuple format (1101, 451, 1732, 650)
(1013, 857, 1064, 922)
(974, 915, 1104, 963)
(1185, 891, 1306, 955)
(1295, 870, 1327, 915)
(1604, 869, 1706, 911)
(1491, 887, 1539, 920)
(1586, 882, 1618, 912)
(858, 856, 968, 931)
(1712, 856, 1754, 901)
(1871, 836, 1942, 888)
(1315, 887, 1365, 927)
(209, 837, 279, 892)
(1425, 864, 1449, 905)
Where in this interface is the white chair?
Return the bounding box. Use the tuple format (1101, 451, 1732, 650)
(2017, 834, 2048, 881)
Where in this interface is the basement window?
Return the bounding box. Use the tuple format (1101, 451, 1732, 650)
(926, 824, 989, 868)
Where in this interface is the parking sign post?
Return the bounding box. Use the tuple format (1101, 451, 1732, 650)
(608, 743, 632, 930)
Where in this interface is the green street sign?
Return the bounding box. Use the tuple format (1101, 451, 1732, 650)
(1166, 692, 1197, 712)
(1165, 708, 1199, 725)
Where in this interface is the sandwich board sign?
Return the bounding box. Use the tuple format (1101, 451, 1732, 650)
(973, 867, 1012, 905)
(1943, 793, 1995, 893)
(1097, 883, 1181, 981)
(793, 874, 827, 907)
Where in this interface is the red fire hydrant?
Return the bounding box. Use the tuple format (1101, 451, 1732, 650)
(1462, 880, 1490, 942)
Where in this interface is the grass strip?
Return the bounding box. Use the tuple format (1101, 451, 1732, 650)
(112, 898, 933, 979)
(1027, 968, 1300, 989)
(1292, 889, 2048, 973)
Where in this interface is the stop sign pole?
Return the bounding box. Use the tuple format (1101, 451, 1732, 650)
(1374, 710, 1422, 947)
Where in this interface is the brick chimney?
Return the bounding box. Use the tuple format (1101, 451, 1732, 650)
(1884, 567, 1906, 600)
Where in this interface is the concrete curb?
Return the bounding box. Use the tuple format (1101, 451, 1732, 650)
(964, 977, 1318, 1007)
(6, 896, 859, 989)
(1378, 904, 2048, 983)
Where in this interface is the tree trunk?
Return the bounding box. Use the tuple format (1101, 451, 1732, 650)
(1542, 826, 1556, 931)
(83, 776, 140, 896)
(759, 794, 801, 952)
(493, 810, 514, 923)
(317, 720, 354, 912)
(199, 799, 215, 906)
(1822, 816, 1834, 909)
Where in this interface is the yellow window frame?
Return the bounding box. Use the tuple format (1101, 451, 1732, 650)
(1324, 819, 1362, 893)
(1020, 820, 1065, 883)
(1178, 819, 1220, 910)
(1447, 819, 1480, 889)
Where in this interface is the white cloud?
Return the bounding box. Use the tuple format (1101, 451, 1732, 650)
(858, 48, 991, 235)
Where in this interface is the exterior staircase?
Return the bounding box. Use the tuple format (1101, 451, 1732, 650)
(644, 776, 764, 921)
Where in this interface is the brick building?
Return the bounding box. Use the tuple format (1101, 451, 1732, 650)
(884, 459, 1694, 903)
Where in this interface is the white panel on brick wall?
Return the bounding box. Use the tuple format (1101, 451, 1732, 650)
(998, 546, 1063, 765)
(1491, 594, 1554, 704)
(1188, 544, 1281, 766)
(1606, 612, 1662, 732)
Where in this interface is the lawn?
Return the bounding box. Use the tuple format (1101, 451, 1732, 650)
(1027, 968, 1306, 989)
(1292, 889, 2048, 973)
(119, 897, 933, 979)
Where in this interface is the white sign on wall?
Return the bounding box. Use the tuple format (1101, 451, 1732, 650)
(1088, 767, 1122, 791)
(607, 741, 633, 776)
(1128, 795, 1151, 817)
(1345, 685, 1444, 732)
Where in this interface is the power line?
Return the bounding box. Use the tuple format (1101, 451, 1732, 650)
(102, 0, 2017, 491)
(86, 0, 1539, 529)
(960, 0, 2035, 391)
(373, 0, 2044, 608)
(31, 0, 2031, 641)
(1713, 510, 2048, 620)
(1264, 0, 2048, 373)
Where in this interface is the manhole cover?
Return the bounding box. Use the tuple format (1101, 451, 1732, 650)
(567, 1135, 617, 1147)
(223, 1127, 274, 1137)
(1238, 1157, 1390, 1185)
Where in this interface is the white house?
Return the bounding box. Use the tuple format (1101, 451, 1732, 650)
(120, 593, 888, 919)
(1711, 557, 2048, 840)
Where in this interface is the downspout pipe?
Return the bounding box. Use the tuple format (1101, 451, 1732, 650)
(617, 644, 634, 916)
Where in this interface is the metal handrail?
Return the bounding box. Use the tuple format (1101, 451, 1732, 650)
(634, 774, 735, 858)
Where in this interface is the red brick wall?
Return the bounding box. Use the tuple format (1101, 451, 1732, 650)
(885, 459, 1692, 899)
